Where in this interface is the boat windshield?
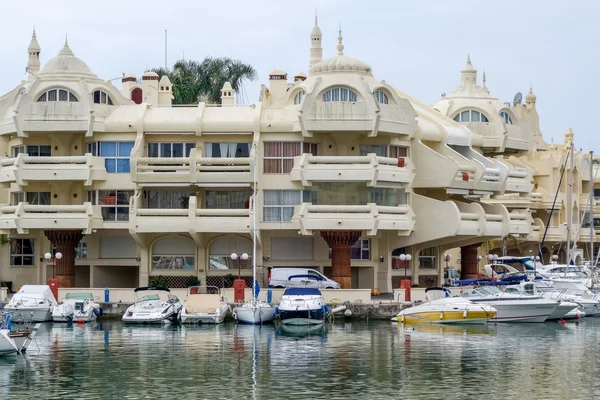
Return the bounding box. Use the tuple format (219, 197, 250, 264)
(463, 287, 501, 297)
(137, 294, 160, 302)
(65, 292, 94, 300)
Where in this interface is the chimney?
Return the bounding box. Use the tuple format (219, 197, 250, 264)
(141, 71, 159, 104)
(269, 70, 287, 101)
(294, 72, 307, 82)
(158, 75, 174, 106)
(121, 73, 137, 100)
(220, 82, 234, 105)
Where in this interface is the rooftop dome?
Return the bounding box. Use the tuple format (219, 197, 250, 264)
(39, 40, 94, 76)
(309, 28, 372, 76)
(142, 71, 159, 78)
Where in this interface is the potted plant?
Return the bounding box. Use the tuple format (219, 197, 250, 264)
(148, 275, 167, 288)
(223, 273, 236, 288)
(186, 276, 200, 287)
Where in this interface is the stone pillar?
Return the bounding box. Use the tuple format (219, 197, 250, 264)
(460, 243, 482, 279)
(44, 230, 83, 288)
(320, 230, 361, 289)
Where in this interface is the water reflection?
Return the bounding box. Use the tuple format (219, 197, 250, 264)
(0, 320, 595, 399)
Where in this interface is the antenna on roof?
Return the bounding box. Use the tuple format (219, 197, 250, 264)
(164, 30, 168, 70)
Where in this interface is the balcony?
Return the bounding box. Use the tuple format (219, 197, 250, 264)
(290, 153, 414, 188)
(20, 102, 89, 132)
(0, 153, 107, 187)
(507, 210, 534, 237)
(0, 203, 101, 234)
(129, 195, 252, 234)
(293, 203, 415, 236)
(131, 149, 253, 186)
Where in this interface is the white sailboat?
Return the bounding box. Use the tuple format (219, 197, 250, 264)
(234, 143, 275, 324)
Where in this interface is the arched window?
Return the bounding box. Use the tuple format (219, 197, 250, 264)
(322, 87, 357, 103)
(37, 89, 78, 102)
(151, 236, 195, 271)
(209, 236, 252, 270)
(293, 90, 306, 105)
(93, 90, 114, 105)
(453, 109, 489, 123)
(499, 111, 513, 125)
(131, 88, 143, 105)
(375, 90, 388, 104)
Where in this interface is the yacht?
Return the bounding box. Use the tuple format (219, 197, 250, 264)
(538, 264, 596, 289)
(503, 281, 582, 320)
(52, 292, 102, 323)
(122, 287, 182, 324)
(275, 288, 329, 326)
(460, 286, 559, 322)
(179, 286, 230, 324)
(542, 279, 600, 317)
(392, 288, 496, 324)
(4, 285, 58, 322)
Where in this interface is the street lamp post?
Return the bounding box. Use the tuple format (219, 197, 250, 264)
(44, 251, 62, 279)
(231, 252, 249, 280)
(399, 253, 412, 281)
(487, 254, 498, 280)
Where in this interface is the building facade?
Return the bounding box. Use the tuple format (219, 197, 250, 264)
(0, 23, 596, 292)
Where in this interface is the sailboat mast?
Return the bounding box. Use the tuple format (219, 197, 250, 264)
(590, 151, 594, 264)
(252, 142, 257, 301)
(567, 143, 574, 264)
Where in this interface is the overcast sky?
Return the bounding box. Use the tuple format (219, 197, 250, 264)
(2, 0, 598, 152)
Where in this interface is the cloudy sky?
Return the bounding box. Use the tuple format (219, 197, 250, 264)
(2, 0, 598, 152)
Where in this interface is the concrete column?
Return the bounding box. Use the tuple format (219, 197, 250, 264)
(320, 230, 361, 289)
(460, 243, 482, 279)
(139, 247, 149, 286)
(44, 230, 83, 288)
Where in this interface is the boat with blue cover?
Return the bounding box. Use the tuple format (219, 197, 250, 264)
(275, 288, 329, 326)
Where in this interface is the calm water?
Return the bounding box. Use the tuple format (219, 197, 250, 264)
(0, 318, 598, 399)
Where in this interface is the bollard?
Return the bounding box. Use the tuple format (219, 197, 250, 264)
(104, 287, 110, 303)
(267, 288, 273, 304)
(233, 279, 246, 303)
(400, 279, 411, 302)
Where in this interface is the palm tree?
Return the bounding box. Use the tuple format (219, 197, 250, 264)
(152, 57, 258, 105)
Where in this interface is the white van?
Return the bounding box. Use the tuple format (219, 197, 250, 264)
(268, 268, 340, 289)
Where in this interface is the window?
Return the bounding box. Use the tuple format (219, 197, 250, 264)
(147, 143, 195, 158)
(52, 240, 87, 259)
(419, 247, 437, 269)
(263, 142, 301, 173)
(303, 142, 318, 155)
(37, 89, 78, 102)
(499, 111, 513, 125)
(93, 90, 114, 105)
(328, 239, 370, 260)
(322, 87, 358, 102)
(11, 192, 50, 206)
(205, 190, 252, 209)
(359, 145, 407, 158)
(294, 91, 306, 105)
(375, 90, 389, 104)
(594, 188, 600, 200)
(88, 142, 134, 173)
(12, 145, 51, 157)
(10, 238, 35, 266)
(263, 190, 310, 222)
(204, 143, 250, 158)
(453, 110, 489, 123)
(87, 190, 133, 222)
(147, 190, 195, 209)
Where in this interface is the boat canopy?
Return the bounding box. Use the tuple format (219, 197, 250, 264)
(134, 286, 170, 292)
(12, 284, 57, 304)
(65, 292, 94, 300)
(282, 288, 322, 296)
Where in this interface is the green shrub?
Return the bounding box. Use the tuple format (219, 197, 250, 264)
(149, 275, 167, 288)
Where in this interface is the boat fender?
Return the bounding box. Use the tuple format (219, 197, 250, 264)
(401, 314, 404, 324)
(274, 306, 279, 316)
(463, 310, 468, 319)
(321, 304, 329, 315)
(4, 314, 11, 331)
(440, 312, 444, 320)
(93, 308, 100, 317)
(344, 309, 352, 317)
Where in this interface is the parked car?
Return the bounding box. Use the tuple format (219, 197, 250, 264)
(267, 268, 340, 289)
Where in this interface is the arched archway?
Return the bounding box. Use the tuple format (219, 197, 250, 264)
(131, 87, 143, 104)
(151, 236, 195, 271)
(208, 236, 252, 271)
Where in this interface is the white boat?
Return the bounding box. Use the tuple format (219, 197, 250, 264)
(4, 285, 57, 322)
(392, 288, 496, 324)
(0, 317, 41, 356)
(460, 286, 559, 322)
(276, 288, 329, 326)
(503, 282, 581, 320)
(52, 292, 102, 323)
(179, 286, 230, 324)
(122, 287, 182, 324)
(541, 279, 600, 317)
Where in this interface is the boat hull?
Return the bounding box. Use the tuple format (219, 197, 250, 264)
(5, 307, 52, 323)
(180, 313, 227, 324)
(235, 303, 275, 324)
(470, 301, 556, 323)
(546, 303, 579, 321)
(122, 307, 180, 324)
(279, 309, 326, 326)
(392, 310, 494, 325)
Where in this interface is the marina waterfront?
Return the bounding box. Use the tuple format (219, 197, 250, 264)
(0, 320, 598, 399)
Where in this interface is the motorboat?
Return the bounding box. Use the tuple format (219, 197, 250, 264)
(537, 264, 597, 288)
(4, 285, 58, 322)
(275, 288, 329, 326)
(122, 287, 182, 324)
(460, 286, 559, 322)
(179, 286, 230, 324)
(541, 279, 600, 317)
(504, 281, 581, 320)
(0, 315, 41, 355)
(52, 292, 102, 323)
(392, 288, 496, 325)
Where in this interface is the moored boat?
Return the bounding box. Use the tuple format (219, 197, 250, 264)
(179, 286, 230, 324)
(122, 287, 182, 324)
(52, 292, 102, 323)
(5, 285, 57, 322)
(276, 288, 329, 326)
